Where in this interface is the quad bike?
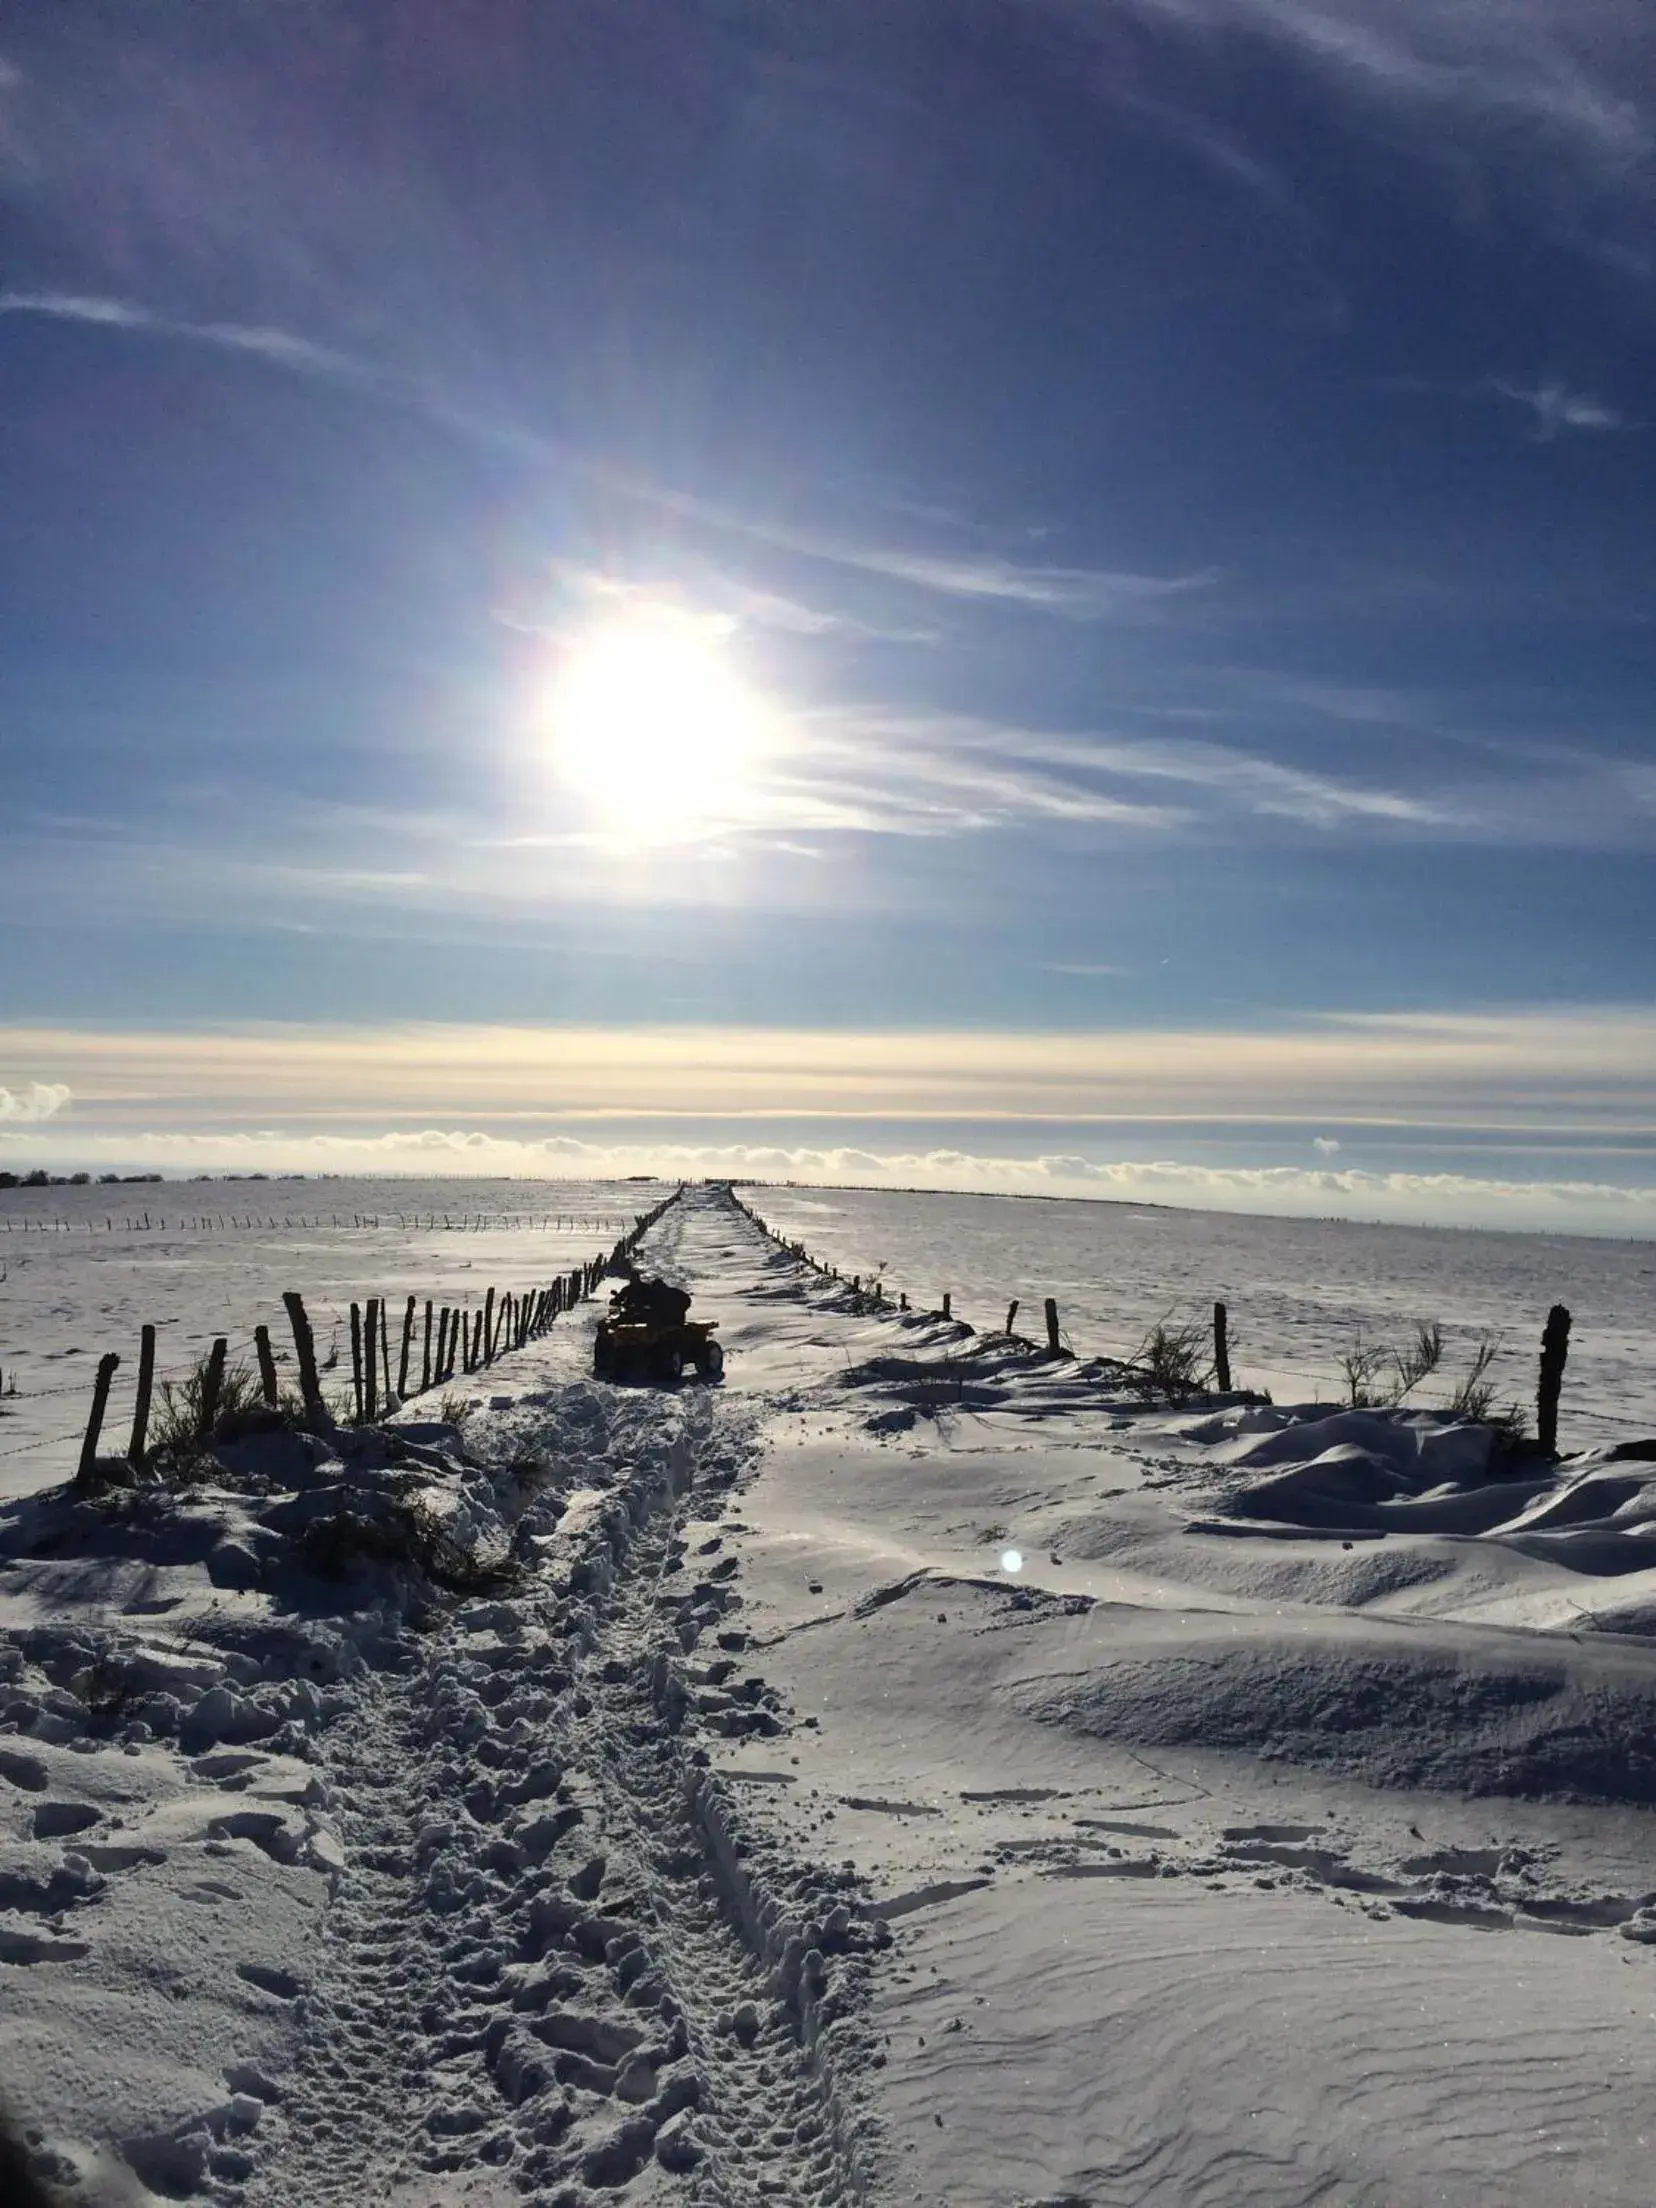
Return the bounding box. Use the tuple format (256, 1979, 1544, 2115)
(593, 1276, 723, 1385)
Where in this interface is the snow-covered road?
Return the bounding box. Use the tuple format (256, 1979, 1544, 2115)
(6, 1183, 1656, 2204)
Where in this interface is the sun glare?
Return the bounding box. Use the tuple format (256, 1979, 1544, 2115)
(546, 608, 773, 838)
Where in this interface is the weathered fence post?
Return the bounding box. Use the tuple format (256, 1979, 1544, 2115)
(379, 1302, 393, 1405)
(1537, 1303, 1572, 1456)
(198, 1337, 228, 1444)
(483, 1287, 496, 1366)
(253, 1324, 279, 1407)
(1045, 1298, 1061, 1357)
(77, 1352, 121, 1486)
(364, 1298, 381, 1422)
(283, 1292, 325, 1423)
(421, 1301, 433, 1394)
(398, 1296, 416, 1400)
(1213, 1301, 1231, 1393)
(1004, 1299, 1019, 1337)
(129, 1325, 156, 1471)
(350, 1303, 364, 1422)
(942, 1292, 951, 1320)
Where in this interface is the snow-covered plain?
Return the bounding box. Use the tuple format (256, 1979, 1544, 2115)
(748, 1180, 1656, 1454)
(5, 1184, 1656, 2204)
(0, 1178, 658, 1500)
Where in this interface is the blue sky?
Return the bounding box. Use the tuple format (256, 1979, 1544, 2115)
(3, 1, 1655, 1228)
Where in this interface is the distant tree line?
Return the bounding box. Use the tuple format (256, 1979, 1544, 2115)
(0, 1170, 164, 1189)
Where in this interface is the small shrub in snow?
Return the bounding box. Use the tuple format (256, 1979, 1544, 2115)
(1340, 1322, 1441, 1409)
(1127, 1315, 1212, 1404)
(152, 1354, 265, 1455)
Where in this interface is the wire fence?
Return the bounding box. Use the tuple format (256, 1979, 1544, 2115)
(1, 1211, 628, 1234)
(730, 1187, 1631, 1450)
(0, 1189, 684, 1481)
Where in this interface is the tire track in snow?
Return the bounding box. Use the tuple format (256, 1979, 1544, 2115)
(239, 1359, 875, 2206)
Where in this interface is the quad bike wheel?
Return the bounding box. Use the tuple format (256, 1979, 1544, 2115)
(695, 1339, 725, 1381)
(653, 1339, 685, 1385)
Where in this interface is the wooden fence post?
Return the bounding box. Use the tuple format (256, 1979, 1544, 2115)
(283, 1292, 325, 1423)
(1213, 1302, 1231, 1393)
(398, 1295, 416, 1400)
(379, 1301, 393, 1405)
(365, 1298, 382, 1422)
(350, 1303, 364, 1422)
(198, 1337, 228, 1444)
(129, 1325, 156, 1472)
(421, 1301, 433, 1394)
(1045, 1298, 1061, 1356)
(942, 1292, 951, 1320)
(77, 1352, 121, 1486)
(1537, 1304, 1572, 1456)
(1004, 1299, 1019, 1337)
(483, 1287, 496, 1366)
(253, 1324, 278, 1406)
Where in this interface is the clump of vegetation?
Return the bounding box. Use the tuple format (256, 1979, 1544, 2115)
(152, 1353, 266, 1455)
(297, 1495, 516, 1595)
(1339, 1322, 1442, 1409)
(1125, 1314, 1213, 1404)
(81, 1651, 140, 1728)
(1448, 1333, 1500, 1419)
(1336, 1323, 1528, 1445)
(1448, 1334, 1529, 1451)
(436, 1389, 473, 1428)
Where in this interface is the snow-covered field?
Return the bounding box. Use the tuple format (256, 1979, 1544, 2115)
(5, 1184, 1656, 2204)
(0, 1178, 664, 1501)
(748, 1180, 1656, 1454)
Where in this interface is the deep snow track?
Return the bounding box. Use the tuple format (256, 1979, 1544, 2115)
(241, 1212, 874, 2208)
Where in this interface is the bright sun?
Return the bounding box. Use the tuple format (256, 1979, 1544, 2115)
(547, 609, 771, 837)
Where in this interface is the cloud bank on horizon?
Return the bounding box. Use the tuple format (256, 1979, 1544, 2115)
(1, 2, 1653, 1232)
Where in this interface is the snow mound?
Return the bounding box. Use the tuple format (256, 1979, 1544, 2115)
(1016, 1617, 1656, 1803)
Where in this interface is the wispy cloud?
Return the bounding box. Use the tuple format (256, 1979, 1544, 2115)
(930, 715, 1445, 829)
(0, 290, 378, 388)
(636, 479, 1220, 621)
(1491, 377, 1631, 440)
(802, 542, 1218, 618)
(1102, 0, 1656, 285)
(0, 290, 1202, 634)
(1115, 0, 1653, 173)
(7, 1006, 1656, 1136)
(500, 563, 938, 650)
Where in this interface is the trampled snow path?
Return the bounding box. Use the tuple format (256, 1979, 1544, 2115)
(239, 1392, 874, 2207)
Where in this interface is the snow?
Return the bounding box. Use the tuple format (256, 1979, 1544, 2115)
(749, 1179, 1656, 1453)
(3, 1181, 1656, 2203)
(0, 1177, 655, 1499)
